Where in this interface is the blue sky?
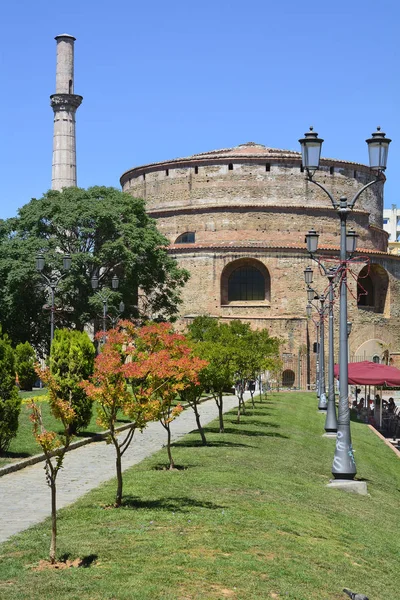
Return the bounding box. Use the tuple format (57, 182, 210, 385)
(1, 0, 398, 219)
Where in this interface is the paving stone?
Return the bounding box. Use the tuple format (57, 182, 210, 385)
(0, 394, 242, 543)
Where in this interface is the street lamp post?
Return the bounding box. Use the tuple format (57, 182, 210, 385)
(36, 253, 72, 347)
(109, 301, 125, 327)
(299, 126, 391, 479)
(325, 269, 338, 433)
(91, 272, 120, 343)
(305, 287, 327, 410)
(305, 266, 338, 432)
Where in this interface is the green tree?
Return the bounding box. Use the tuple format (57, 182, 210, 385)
(189, 317, 281, 430)
(15, 341, 37, 391)
(0, 331, 21, 453)
(49, 329, 95, 435)
(0, 187, 189, 354)
(189, 317, 237, 433)
(229, 323, 281, 417)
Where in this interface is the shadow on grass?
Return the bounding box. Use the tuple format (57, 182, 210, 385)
(120, 495, 224, 512)
(239, 419, 280, 429)
(172, 439, 256, 449)
(239, 408, 275, 417)
(152, 463, 189, 471)
(59, 553, 98, 568)
(203, 426, 289, 439)
(0, 450, 31, 459)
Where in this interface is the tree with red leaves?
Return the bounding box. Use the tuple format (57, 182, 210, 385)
(81, 327, 158, 506)
(122, 322, 208, 470)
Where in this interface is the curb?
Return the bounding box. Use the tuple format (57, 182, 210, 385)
(0, 396, 214, 478)
(367, 424, 400, 458)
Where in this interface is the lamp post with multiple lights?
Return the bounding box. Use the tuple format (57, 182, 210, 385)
(305, 265, 339, 433)
(299, 126, 391, 479)
(109, 301, 125, 328)
(306, 287, 327, 411)
(36, 252, 72, 347)
(91, 273, 120, 343)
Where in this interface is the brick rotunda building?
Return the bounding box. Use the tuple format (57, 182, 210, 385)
(120, 142, 400, 388)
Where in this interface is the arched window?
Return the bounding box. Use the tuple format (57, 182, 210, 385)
(282, 369, 295, 387)
(372, 355, 380, 364)
(228, 266, 265, 301)
(221, 259, 270, 304)
(175, 232, 195, 244)
(357, 264, 389, 314)
(357, 272, 374, 307)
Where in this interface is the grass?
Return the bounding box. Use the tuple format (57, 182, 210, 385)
(1, 387, 210, 469)
(0, 392, 113, 469)
(0, 392, 399, 599)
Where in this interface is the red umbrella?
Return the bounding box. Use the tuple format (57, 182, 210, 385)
(334, 361, 400, 386)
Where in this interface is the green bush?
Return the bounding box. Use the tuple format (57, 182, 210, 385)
(49, 329, 95, 435)
(15, 341, 37, 391)
(0, 333, 21, 453)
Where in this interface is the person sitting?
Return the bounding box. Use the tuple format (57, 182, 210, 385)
(387, 397, 396, 413)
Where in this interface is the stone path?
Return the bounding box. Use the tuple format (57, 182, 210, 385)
(0, 394, 241, 544)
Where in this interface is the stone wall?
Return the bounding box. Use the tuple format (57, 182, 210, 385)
(123, 159, 383, 229)
(121, 144, 398, 387)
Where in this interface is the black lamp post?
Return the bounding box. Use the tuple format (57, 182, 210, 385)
(36, 252, 72, 347)
(299, 126, 390, 480)
(305, 287, 327, 410)
(91, 271, 120, 343)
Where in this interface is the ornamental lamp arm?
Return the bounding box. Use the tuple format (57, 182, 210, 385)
(305, 171, 338, 209)
(348, 174, 384, 209)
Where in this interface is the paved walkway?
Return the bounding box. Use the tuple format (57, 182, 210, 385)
(0, 394, 241, 544)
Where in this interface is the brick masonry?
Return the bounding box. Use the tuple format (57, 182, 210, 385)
(121, 142, 400, 384)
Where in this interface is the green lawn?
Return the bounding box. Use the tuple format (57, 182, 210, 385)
(0, 392, 398, 600)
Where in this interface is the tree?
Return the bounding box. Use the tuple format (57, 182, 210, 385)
(179, 382, 207, 445)
(189, 318, 237, 433)
(81, 327, 157, 507)
(49, 329, 95, 435)
(15, 342, 37, 391)
(30, 367, 76, 563)
(189, 317, 281, 430)
(123, 322, 207, 469)
(230, 324, 281, 417)
(0, 331, 21, 453)
(0, 187, 189, 354)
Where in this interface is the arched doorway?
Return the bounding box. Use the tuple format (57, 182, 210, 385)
(282, 369, 295, 388)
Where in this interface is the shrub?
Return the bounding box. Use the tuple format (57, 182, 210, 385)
(0, 333, 21, 453)
(15, 341, 37, 391)
(49, 329, 95, 434)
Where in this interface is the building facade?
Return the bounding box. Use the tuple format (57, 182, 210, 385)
(120, 142, 400, 387)
(383, 204, 400, 255)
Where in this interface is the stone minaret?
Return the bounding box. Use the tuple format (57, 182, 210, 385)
(50, 34, 82, 190)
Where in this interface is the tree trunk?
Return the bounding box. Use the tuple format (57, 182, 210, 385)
(241, 389, 246, 414)
(250, 390, 255, 408)
(166, 424, 175, 469)
(218, 392, 224, 433)
(115, 445, 123, 507)
(259, 376, 263, 403)
(49, 479, 57, 564)
(237, 398, 241, 424)
(193, 403, 207, 445)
